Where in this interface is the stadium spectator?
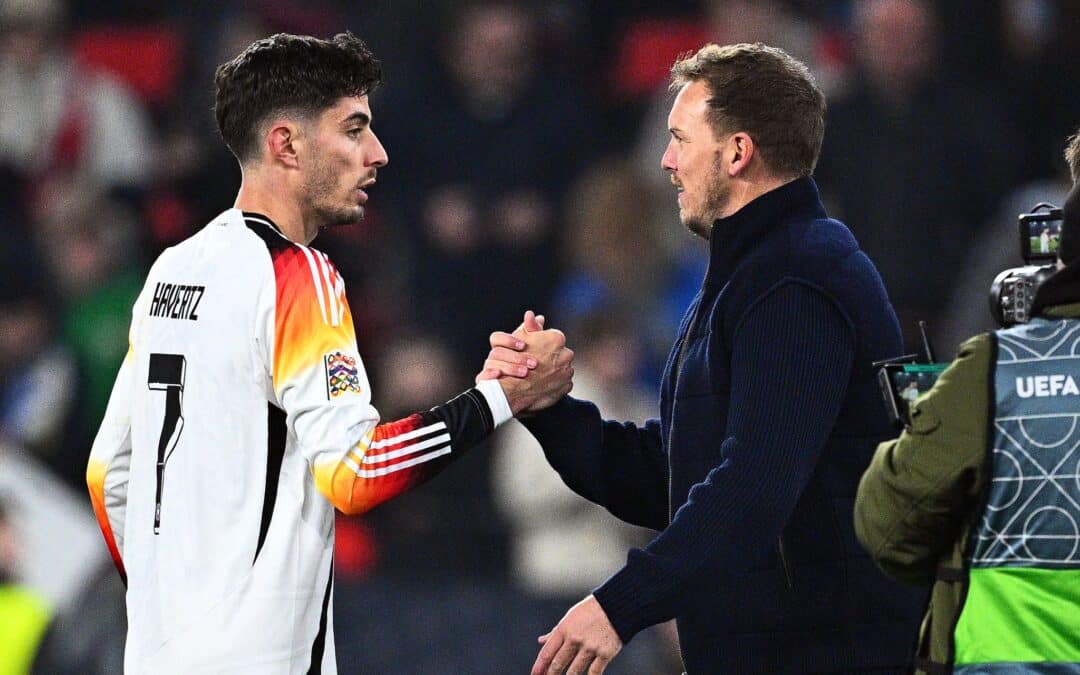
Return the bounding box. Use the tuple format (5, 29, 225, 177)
(0, 0, 156, 192)
(376, 0, 588, 363)
(29, 178, 144, 487)
(814, 0, 1013, 350)
(0, 245, 75, 464)
(552, 158, 682, 382)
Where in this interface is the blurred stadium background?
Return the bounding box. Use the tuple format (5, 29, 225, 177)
(0, 0, 1078, 672)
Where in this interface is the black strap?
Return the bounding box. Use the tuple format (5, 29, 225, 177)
(935, 562, 967, 583)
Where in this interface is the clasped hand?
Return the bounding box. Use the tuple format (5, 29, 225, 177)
(476, 310, 574, 415)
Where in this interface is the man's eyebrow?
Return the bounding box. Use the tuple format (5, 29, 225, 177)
(342, 111, 371, 127)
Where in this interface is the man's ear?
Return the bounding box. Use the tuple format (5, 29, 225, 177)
(266, 122, 301, 169)
(727, 132, 755, 177)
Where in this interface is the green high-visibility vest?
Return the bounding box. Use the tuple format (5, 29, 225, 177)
(0, 584, 50, 675)
(952, 319, 1080, 673)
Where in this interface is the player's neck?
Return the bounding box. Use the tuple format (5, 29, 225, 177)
(234, 176, 315, 245)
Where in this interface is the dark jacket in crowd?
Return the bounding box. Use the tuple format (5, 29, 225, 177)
(523, 177, 925, 673)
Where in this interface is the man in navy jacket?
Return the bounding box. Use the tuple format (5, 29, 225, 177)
(483, 43, 925, 674)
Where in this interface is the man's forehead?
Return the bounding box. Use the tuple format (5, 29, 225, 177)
(329, 95, 372, 122)
(668, 81, 709, 126)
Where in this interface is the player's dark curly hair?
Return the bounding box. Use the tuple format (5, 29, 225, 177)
(214, 32, 382, 164)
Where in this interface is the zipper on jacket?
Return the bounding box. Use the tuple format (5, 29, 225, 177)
(777, 536, 794, 589)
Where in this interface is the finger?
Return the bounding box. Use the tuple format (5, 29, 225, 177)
(587, 655, 611, 675)
(490, 331, 526, 350)
(490, 346, 538, 368)
(531, 631, 564, 675)
(483, 359, 529, 378)
(566, 648, 595, 675)
(474, 367, 500, 383)
(546, 642, 579, 675)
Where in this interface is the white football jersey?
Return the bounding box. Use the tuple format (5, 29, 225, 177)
(87, 209, 510, 674)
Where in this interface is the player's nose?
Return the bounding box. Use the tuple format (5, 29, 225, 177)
(367, 131, 388, 168)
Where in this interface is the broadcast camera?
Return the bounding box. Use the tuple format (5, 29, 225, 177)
(988, 203, 1064, 326)
(876, 202, 1065, 430)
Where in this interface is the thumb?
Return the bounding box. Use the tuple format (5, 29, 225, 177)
(514, 310, 543, 338)
(524, 310, 544, 332)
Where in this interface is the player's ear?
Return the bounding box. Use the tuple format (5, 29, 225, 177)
(266, 121, 301, 169)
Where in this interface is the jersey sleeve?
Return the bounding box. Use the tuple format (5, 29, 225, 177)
(86, 282, 152, 584)
(262, 242, 509, 515)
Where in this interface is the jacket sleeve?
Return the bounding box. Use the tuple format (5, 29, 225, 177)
(262, 243, 510, 516)
(592, 280, 856, 642)
(853, 334, 992, 585)
(520, 397, 669, 531)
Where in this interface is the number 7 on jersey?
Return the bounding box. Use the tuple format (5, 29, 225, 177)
(148, 353, 187, 534)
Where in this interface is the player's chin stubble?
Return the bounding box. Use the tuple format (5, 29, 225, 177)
(319, 202, 364, 229)
(303, 164, 364, 229)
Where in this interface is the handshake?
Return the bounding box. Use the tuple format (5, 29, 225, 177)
(476, 310, 575, 416)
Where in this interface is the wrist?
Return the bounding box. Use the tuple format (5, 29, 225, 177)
(475, 378, 513, 426)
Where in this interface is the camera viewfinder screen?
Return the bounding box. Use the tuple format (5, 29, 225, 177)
(1022, 214, 1063, 262)
(891, 363, 949, 423)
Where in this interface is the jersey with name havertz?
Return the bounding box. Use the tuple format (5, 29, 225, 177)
(86, 209, 505, 674)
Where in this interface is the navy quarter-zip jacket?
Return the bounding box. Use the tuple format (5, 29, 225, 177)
(522, 177, 925, 673)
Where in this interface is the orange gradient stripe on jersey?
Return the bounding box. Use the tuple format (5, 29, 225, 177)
(86, 458, 127, 583)
(270, 245, 355, 389)
(314, 414, 451, 515)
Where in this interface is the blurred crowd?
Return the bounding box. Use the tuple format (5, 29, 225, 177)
(0, 0, 1078, 672)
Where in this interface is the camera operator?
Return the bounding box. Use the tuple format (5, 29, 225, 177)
(854, 128, 1080, 674)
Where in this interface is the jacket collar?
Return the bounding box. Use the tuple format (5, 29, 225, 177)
(704, 176, 826, 287)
